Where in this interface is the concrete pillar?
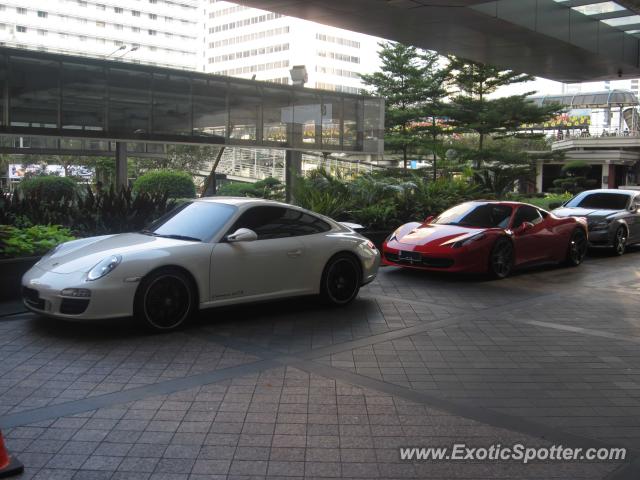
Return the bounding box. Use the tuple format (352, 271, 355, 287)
(115, 141, 128, 191)
(285, 149, 302, 204)
(535, 161, 543, 193)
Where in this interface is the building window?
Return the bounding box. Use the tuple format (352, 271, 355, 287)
(132, 10, 140, 16)
(78, 0, 87, 6)
(165, 17, 173, 23)
(97, 4, 106, 10)
(17, 7, 27, 14)
(115, 24, 123, 30)
(37, 11, 48, 18)
(16, 26, 27, 33)
(96, 21, 105, 28)
(148, 29, 157, 35)
(149, 0, 157, 3)
(132, 27, 140, 32)
(37, 29, 47, 36)
(115, 7, 123, 13)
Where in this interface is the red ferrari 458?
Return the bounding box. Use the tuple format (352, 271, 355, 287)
(382, 201, 589, 278)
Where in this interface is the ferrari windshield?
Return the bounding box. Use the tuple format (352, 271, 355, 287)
(142, 201, 237, 242)
(434, 203, 513, 228)
(565, 192, 630, 210)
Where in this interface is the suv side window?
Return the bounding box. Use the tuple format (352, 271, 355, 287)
(228, 206, 331, 240)
(512, 205, 543, 229)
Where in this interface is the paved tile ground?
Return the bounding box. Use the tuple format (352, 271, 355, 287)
(2, 247, 640, 479)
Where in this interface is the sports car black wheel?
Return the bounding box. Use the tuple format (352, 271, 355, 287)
(489, 237, 514, 279)
(135, 269, 196, 332)
(612, 226, 627, 256)
(565, 229, 588, 266)
(321, 254, 361, 306)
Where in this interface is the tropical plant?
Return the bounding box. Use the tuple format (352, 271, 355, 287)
(0, 225, 75, 258)
(133, 170, 196, 199)
(550, 161, 598, 194)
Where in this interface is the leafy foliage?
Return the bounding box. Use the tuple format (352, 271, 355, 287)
(18, 176, 77, 202)
(217, 177, 284, 200)
(0, 225, 75, 258)
(133, 170, 196, 199)
(0, 186, 176, 237)
(294, 169, 481, 231)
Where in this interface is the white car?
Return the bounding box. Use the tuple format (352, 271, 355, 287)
(22, 198, 380, 331)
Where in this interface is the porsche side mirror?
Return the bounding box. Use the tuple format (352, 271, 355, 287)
(226, 228, 258, 243)
(424, 215, 435, 224)
(629, 205, 637, 213)
(515, 222, 534, 234)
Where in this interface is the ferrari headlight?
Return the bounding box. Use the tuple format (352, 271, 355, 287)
(87, 255, 121, 281)
(451, 233, 486, 249)
(387, 227, 401, 242)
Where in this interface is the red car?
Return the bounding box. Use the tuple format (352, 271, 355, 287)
(382, 201, 588, 278)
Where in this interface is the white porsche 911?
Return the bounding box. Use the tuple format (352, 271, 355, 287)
(22, 198, 380, 331)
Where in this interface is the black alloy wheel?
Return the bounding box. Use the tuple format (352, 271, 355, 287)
(135, 269, 195, 332)
(566, 229, 588, 266)
(321, 254, 361, 306)
(489, 237, 514, 279)
(613, 226, 627, 256)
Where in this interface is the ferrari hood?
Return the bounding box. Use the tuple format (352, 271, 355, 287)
(395, 224, 486, 247)
(553, 207, 620, 219)
(36, 233, 196, 274)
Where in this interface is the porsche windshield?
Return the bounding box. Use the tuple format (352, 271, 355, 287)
(142, 202, 237, 242)
(434, 203, 513, 228)
(565, 192, 630, 210)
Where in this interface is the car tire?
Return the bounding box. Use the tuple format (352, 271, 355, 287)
(134, 268, 196, 332)
(565, 228, 588, 267)
(612, 226, 627, 256)
(320, 253, 362, 306)
(489, 237, 514, 279)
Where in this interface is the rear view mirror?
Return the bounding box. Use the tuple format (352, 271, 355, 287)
(226, 228, 258, 243)
(424, 215, 435, 224)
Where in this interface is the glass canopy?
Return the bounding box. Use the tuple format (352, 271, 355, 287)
(554, 1, 640, 36)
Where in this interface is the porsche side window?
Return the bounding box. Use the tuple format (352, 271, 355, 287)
(512, 206, 542, 228)
(229, 207, 330, 240)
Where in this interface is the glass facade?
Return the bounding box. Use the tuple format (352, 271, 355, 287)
(0, 47, 384, 153)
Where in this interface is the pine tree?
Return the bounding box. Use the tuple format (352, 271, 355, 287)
(361, 42, 449, 172)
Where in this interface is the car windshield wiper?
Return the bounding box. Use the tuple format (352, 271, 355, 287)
(140, 231, 201, 242)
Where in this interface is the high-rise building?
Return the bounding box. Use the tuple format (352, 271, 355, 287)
(0, 0, 200, 70)
(202, 1, 382, 92)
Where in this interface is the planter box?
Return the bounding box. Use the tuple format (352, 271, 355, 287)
(0, 256, 40, 301)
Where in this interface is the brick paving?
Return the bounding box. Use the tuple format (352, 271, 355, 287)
(2, 248, 640, 479)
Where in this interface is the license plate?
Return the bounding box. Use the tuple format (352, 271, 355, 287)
(399, 250, 421, 262)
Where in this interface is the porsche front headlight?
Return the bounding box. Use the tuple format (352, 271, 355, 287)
(87, 255, 121, 281)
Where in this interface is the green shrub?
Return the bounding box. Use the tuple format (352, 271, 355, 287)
(217, 177, 284, 200)
(18, 176, 77, 202)
(133, 170, 196, 199)
(518, 192, 573, 210)
(0, 225, 75, 258)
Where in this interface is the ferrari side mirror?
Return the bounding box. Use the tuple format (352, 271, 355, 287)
(424, 215, 434, 224)
(515, 222, 534, 234)
(227, 228, 258, 243)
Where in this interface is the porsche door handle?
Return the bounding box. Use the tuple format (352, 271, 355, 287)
(287, 249, 302, 258)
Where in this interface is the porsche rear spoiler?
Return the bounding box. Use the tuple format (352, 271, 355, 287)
(339, 222, 365, 231)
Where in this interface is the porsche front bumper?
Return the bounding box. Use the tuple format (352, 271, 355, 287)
(21, 265, 137, 320)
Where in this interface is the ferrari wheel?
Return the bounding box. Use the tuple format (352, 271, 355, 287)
(565, 229, 588, 267)
(489, 237, 514, 279)
(135, 269, 196, 332)
(321, 254, 361, 306)
(612, 226, 627, 256)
